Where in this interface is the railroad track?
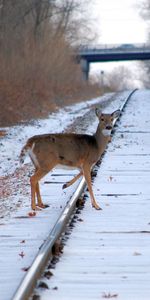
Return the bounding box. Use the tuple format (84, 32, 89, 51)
(12, 89, 137, 300)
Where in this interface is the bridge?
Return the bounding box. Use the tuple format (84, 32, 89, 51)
(77, 43, 150, 80)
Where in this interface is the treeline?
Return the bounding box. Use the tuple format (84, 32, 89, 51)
(139, 0, 150, 88)
(0, 0, 99, 126)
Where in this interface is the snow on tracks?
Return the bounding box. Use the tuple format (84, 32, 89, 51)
(0, 91, 132, 300)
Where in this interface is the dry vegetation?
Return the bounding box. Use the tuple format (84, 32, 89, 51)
(0, 0, 99, 127)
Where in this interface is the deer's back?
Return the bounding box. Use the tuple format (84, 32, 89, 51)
(28, 133, 99, 167)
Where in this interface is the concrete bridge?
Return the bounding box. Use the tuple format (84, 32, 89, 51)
(78, 43, 150, 80)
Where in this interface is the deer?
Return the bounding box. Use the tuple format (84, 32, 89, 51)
(19, 108, 120, 211)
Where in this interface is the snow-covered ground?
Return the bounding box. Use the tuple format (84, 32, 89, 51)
(37, 90, 150, 300)
(0, 91, 132, 300)
(1, 94, 114, 220)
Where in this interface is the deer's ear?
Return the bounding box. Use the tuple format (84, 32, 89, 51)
(111, 109, 120, 119)
(95, 108, 102, 118)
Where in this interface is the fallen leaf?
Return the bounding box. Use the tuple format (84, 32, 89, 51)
(38, 281, 49, 289)
(20, 240, 25, 244)
(108, 176, 113, 182)
(133, 251, 142, 256)
(44, 270, 53, 279)
(102, 292, 118, 298)
(52, 286, 58, 290)
(19, 251, 25, 258)
(22, 266, 30, 272)
(28, 211, 36, 217)
(0, 130, 7, 137)
(32, 295, 40, 300)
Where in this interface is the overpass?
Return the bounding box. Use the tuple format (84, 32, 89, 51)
(77, 43, 150, 80)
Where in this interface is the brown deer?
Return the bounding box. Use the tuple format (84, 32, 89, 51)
(20, 108, 120, 211)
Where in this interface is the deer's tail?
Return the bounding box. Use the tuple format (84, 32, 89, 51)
(19, 139, 33, 165)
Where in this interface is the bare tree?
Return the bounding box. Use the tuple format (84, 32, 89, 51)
(0, 0, 98, 126)
(93, 66, 137, 92)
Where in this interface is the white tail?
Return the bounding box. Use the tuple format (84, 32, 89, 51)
(20, 109, 120, 210)
(20, 144, 29, 165)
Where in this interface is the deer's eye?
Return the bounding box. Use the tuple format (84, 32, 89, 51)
(101, 117, 104, 121)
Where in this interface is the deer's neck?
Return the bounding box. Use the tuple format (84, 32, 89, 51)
(94, 125, 110, 155)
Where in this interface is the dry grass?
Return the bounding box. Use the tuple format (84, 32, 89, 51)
(0, 38, 100, 127)
(0, 2, 100, 127)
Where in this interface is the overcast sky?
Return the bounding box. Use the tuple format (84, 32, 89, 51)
(94, 0, 147, 44)
(90, 0, 147, 83)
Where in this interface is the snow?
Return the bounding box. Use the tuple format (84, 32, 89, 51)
(37, 89, 150, 300)
(0, 91, 132, 300)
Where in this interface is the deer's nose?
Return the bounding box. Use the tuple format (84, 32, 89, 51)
(106, 125, 112, 130)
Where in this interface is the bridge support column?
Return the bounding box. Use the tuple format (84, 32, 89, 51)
(80, 58, 89, 80)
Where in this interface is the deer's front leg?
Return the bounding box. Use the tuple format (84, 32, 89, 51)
(82, 165, 102, 210)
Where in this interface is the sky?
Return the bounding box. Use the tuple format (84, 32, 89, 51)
(94, 0, 147, 44)
(90, 0, 147, 83)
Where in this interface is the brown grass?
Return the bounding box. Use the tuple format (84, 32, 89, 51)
(0, 4, 100, 127)
(0, 37, 100, 127)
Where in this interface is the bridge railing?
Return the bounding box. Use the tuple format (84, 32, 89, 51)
(78, 43, 150, 54)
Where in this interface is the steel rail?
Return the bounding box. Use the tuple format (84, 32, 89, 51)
(12, 89, 138, 300)
(12, 177, 86, 300)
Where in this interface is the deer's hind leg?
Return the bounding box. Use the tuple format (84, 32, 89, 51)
(30, 169, 47, 210)
(36, 182, 49, 209)
(62, 171, 83, 189)
(30, 163, 55, 210)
